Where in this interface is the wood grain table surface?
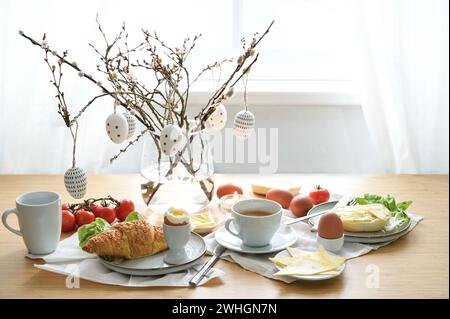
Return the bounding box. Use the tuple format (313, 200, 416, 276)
(0, 174, 448, 299)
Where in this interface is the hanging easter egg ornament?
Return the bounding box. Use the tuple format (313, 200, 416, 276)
(64, 167, 88, 199)
(160, 124, 186, 157)
(233, 110, 255, 140)
(207, 103, 227, 130)
(123, 112, 136, 139)
(106, 112, 128, 144)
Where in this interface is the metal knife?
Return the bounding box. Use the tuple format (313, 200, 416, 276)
(283, 196, 352, 226)
(189, 244, 226, 286)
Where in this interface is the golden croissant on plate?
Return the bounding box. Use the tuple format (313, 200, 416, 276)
(83, 220, 168, 259)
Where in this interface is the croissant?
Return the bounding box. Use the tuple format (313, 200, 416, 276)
(83, 220, 168, 259)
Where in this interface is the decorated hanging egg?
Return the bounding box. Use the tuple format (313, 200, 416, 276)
(160, 124, 186, 156)
(233, 110, 255, 140)
(207, 103, 227, 130)
(106, 113, 128, 144)
(122, 112, 136, 139)
(64, 167, 88, 199)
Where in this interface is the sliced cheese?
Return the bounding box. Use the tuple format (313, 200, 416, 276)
(271, 246, 345, 276)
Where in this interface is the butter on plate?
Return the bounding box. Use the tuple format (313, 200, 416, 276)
(190, 209, 219, 234)
(270, 246, 345, 276)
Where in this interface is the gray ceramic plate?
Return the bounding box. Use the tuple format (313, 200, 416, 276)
(99, 232, 206, 276)
(308, 201, 412, 240)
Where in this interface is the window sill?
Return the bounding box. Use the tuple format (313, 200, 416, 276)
(188, 79, 359, 107)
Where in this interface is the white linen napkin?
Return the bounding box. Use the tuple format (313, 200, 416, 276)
(27, 232, 225, 287)
(204, 213, 423, 283)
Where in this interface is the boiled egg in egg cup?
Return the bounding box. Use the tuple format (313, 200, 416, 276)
(317, 212, 344, 253)
(163, 207, 191, 265)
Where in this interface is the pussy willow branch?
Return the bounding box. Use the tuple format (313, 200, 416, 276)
(19, 31, 154, 135)
(109, 128, 149, 163)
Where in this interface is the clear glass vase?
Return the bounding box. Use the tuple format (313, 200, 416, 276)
(140, 127, 214, 214)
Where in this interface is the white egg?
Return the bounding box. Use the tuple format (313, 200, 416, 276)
(233, 110, 255, 140)
(207, 103, 227, 130)
(160, 124, 186, 156)
(106, 113, 129, 144)
(64, 167, 88, 199)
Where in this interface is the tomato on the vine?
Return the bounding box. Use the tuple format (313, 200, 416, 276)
(95, 206, 116, 224)
(309, 185, 330, 205)
(62, 203, 70, 211)
(115, 199, 135, 221)
(90, 203, 102, 216)
(62, 210, 76, 232)
(75, 209, 96, 226)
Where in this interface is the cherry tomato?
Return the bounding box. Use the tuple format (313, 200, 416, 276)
(62, 203, 70, 211)
(115, 199, 135, 221)
(61, 210, 76, 232)
(75, 209, 95, 226)
(95, 206, 116, 224)
(90, 203, 102, 215)
(309, 185, 330, 205)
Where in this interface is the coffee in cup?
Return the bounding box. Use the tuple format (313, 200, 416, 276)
(225, 198, 282, 247)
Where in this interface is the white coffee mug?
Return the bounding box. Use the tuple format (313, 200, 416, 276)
(2, 191, 61, 255)
(225, 198, 282, 247)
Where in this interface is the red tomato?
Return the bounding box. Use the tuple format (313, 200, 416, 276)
(75, 209, 95, 226)
(62, 203, 70, 211)
(90, 203, 102, 215)
(115, 199, 135, 221)
(309, 185, 330, 205)
(95, 206, 116, 224)
(61, 210, 76, 232)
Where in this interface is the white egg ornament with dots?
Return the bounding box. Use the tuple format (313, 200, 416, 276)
(122, 112, 136, 139)
(207, 103, 227, 130)
(106, 113, 128, 144)
(64, 167, 88, 199)
(233, 110, 255, 140)
(160, 124, 186, 157)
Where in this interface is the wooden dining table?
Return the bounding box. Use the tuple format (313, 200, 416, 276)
(0, 174, 448, 299)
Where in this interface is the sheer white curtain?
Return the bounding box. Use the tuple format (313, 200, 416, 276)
(352, 0, 449, 173)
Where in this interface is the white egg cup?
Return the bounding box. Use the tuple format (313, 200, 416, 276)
(317, 234, 344, 253)
(163, 223, 191, 265)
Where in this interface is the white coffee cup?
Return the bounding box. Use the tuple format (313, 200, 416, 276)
(2, 191, 61, 255)
(225, 198, 282, 247)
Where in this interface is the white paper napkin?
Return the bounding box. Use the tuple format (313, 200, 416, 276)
(204, 213, 423, 283)
(27, 233, 225, 287)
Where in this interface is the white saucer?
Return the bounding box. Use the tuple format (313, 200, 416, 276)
(273, 248, 346, 281)
(214, 224, 297, 254)
(99, 232, 206, 276)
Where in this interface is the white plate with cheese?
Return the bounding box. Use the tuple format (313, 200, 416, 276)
(308, 201, 412, 240)
(271, 246, 346, 281)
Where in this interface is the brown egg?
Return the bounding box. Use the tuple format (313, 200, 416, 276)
(318, 212, 344, 239)
(289, 195, 314, 217)
(216, 183, 243, 199)
(266, 188, 294, 209)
